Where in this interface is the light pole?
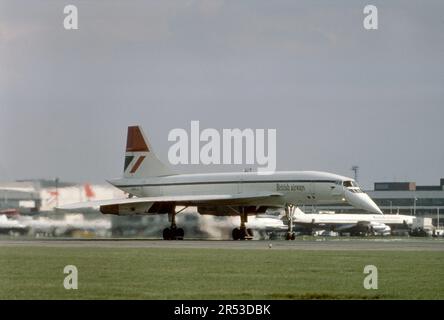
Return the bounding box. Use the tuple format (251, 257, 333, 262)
(351, 166, 359, 182)
(389, 201, 393, 214)
(438, 208, 440, 228)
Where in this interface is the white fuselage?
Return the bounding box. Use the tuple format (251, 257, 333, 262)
(294, 213, 414, 226)
(111, 170, 382, 213)
(291, 212, 411, 236)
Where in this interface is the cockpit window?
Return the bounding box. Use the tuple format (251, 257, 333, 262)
(343, 181, 353, 187)
(343, 180, 363, 192)
(343, 180, 359, 187)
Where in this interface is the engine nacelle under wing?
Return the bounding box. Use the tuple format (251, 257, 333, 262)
(100, 201, 175, 215)
(100, 202, 153, 215)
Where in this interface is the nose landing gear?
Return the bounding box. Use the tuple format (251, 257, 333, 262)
(285, 204, 296, 240)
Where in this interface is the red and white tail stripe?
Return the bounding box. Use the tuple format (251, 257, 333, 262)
(123, 126, 174, 178)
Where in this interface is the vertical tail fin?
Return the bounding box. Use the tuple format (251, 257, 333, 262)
(84, 183, 95, 200)
(294, 207, 305, 215)
(123, 126, 175, 178)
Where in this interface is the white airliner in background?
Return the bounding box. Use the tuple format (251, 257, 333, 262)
(288, 208, 413, 236)
(63, 126, 382, 240)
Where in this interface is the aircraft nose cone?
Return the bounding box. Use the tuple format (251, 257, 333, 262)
(345, 191, 383, 214)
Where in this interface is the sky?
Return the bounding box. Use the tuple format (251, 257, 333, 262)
(0, 0, 443, 189)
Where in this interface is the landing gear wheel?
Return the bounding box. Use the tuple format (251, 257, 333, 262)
(163, 227, 185, 240)
(237, 228, 253, 240)
(176, 228, 184, 240)
(286, 232, 296, 240)
(163, 206, 187, 240)
(240, 228, 247, 240)
(232, 228, 241, 240)
(247, 228, 254, 238)
(163, 228, 171, 240)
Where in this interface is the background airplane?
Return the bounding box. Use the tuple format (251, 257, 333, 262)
(285, 208, 413, 236)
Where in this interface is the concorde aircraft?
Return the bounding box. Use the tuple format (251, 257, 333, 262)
(62, 126, 382, 240)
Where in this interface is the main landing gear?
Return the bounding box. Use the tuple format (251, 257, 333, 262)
(163, 226, 184, 240)
(162, 207, 185, 240)
(285, 204, 296, 240)
(232, 207, 254, 240)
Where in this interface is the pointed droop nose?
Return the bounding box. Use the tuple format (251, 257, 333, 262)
(345, 191, 383, 214)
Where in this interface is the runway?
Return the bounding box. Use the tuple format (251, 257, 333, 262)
(1, 238, 444, 251)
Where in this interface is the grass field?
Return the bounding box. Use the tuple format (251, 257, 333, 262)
(0, 246, 443, 299)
